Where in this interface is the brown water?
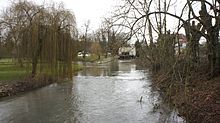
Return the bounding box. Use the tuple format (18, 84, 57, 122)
(0, 60, 185, 123)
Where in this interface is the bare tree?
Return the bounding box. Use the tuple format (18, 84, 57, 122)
(82, 20, 90, 59)
(113, 0, 220, 75)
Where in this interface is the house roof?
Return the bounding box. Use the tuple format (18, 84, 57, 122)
(177, 34, 187, 43)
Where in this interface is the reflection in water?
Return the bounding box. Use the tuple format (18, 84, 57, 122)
(78, 61, 119, 76)
(0, 60, 185, 123)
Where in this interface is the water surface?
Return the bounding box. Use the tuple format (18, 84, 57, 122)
(0, 60, 184, 123)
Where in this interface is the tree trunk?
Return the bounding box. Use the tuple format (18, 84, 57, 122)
(31, 28, 43, 78)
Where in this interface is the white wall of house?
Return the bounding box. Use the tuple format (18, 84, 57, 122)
(118, 46, 136, 56)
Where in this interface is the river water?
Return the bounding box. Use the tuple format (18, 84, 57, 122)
(0, 60, 185, 123)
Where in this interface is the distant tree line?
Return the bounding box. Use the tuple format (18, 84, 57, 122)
(77, 18, 130, 59)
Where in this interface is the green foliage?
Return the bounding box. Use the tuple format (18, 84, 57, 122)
(72, 64, 83, 72)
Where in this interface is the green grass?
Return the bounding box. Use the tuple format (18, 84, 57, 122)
(72, 63, 83, 71)
(0, 63, 28, 81)
(0, 58, 13, 63)
(0, 58, 83, 81)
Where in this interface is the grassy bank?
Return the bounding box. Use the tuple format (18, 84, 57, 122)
(0, 59, 83, 98)
(72, 63, 83, 71)
(0, 59, 28, 82)
(0, 59, 83, 81)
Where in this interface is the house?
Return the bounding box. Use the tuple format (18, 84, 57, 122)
(118, 45, 136, 59)
(157, 33, 188, 54)
(175, 34, 188, 54)
(177, 34, 187, 47)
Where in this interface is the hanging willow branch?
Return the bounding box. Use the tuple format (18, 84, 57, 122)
(1, 0, 77, 79)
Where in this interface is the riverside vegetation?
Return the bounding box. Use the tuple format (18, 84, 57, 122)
(0, 0, 126, 98)
(113, 0, 220, 123)
(0, 58, 83, 97)
(0, 1, 79, 97)
(0, 0, 220, 123)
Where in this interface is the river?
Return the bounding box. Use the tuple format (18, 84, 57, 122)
(0, 60, 185, 123)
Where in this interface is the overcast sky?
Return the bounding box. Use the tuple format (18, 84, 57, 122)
(0, 0, 119, 32)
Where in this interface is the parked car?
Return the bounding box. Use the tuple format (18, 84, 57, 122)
(77, 52, 91, 57)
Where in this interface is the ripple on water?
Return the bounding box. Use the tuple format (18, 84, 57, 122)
(0, 60, 185, 123)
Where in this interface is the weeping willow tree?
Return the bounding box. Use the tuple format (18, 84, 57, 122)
(1, 1, 77, 79)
